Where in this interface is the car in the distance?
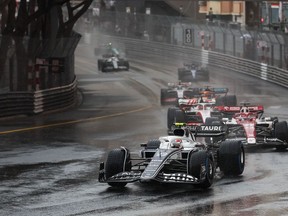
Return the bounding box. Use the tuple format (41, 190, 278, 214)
(95, 43, 129, 72)
(178, 63, 209, 82)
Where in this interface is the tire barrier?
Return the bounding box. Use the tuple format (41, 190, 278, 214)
(0, 78, 77, 118)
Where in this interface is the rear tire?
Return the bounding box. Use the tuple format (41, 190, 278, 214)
(167, 107, 178, 129)
(105, 148, 131, 187)
(178, 68, 186, 81)
(218, 140, 245, 176)
(161, 89, 168, 105)
(205, 117, 221, 125)
(98, 59, 103, 71)
(175, 110, 186, 123)
(274, 121, 288, 142)
(124, 61, 129, 71)
(215, 97, 225, 106)
(274, 121, 288, 150)
(188, 151, 214, 188)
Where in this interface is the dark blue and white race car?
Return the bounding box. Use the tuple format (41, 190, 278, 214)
(98, 124, 245, 188)
(178, 63, 209, 82)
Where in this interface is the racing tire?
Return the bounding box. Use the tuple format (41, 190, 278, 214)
(188, 151, 215, 189)
(97, 59, 103, 71)
(177, 68, 186, 81)
(183, 90, 197, 99)
(160, 89, 168, 106)
(167, 107, 178, 129)
(218, 140, 245, 176)
(201, 69, 210, 82)
(274, 121, 288, 150)
(146, 139, 161, 149)
(205, 117, 221, 125)
(101, 64, 107, 72)
(175, 110, 187, 124)
(124, 61, 129, 71)
(215, 97, 225, 106)
(105, 148, 131, 187)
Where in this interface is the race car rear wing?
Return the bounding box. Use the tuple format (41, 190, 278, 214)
(215, 105, 264, 113)
(167, 82, 193, 88)
(194, 124, 228, 137)
(199, 87, 228, 94)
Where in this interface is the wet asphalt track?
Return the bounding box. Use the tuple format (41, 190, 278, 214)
(0, 42, 288, 216)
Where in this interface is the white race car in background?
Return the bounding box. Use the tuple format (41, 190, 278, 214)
(160, 82, 198, 105)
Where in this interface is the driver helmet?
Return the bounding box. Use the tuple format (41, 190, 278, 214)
(171, 139, 183, 148)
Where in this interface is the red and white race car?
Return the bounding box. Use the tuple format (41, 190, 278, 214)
(161, 86, 237, 106)
(213, 104, 288, 149)
(167, 101, 222, 131)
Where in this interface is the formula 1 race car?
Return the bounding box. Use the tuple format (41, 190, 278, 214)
(166, 88, 237, 130)
(95, 43, 129, 72)
(167, 102, 222, 131)
(98, 125, 245, 188)
(196, 87, 237, 106)
(212, 104, 288, 149)
(161, 85, 237, 106)
(178, 63, 209, 82)
(160, 82, 198, 106)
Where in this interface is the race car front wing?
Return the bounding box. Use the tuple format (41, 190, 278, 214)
(99, 170, 200, 184)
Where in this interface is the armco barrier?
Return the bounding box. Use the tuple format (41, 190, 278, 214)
(0, 78, 77, 118)
(0, 92, 34, 117)
(33, 78, 77, 114)
(101, 35, 288, 89)
(1, 35, 287, 119)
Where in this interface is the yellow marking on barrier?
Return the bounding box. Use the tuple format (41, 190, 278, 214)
(0, 105, 153, 135)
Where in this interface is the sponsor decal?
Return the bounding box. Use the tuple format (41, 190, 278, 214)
(162, 173, 198, 182)
(248, 106, 262, 111)
(266, 138, 280, 142)
(200, 125, 222, 131)
(224, 106, 241, 111)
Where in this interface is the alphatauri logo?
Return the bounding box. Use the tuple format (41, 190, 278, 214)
(200, 125, 222, 131)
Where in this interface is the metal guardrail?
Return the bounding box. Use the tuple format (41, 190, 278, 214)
(1, 33, 287, 119)
(0, 78, 77, 118)
(33, 78, 77, 114)
(101, 35, 288, 89)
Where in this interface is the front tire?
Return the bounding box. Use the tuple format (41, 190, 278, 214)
(105, 148, 131, 187)
(188, 151, 215, 189)
(218, 140, 245, 176)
